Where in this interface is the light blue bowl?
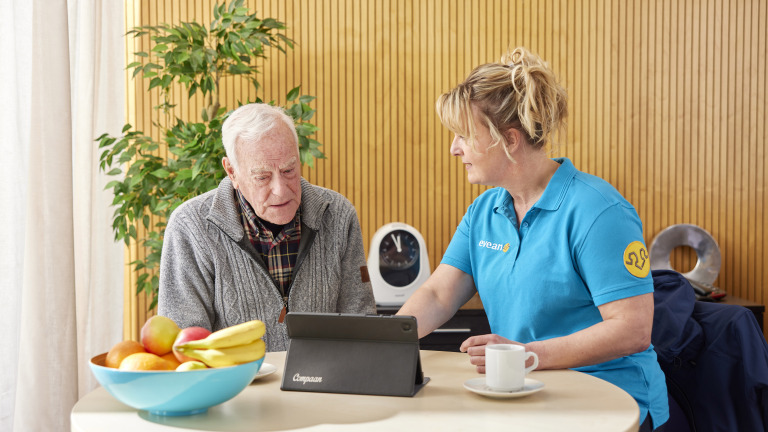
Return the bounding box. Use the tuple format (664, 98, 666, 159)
(89, 353, 263, 416)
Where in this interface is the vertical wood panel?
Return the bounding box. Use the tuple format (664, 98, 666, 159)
(125, 0, 768, 336)
(123, 0, 139, 341)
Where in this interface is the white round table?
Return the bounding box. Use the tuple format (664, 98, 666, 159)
(72, 350, 640, 432)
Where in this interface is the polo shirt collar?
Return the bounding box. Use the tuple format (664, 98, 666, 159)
(493, 157, 575, 213)
(534, 157, 575, 211)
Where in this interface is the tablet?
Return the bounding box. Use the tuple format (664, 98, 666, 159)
(281, 312, 429, 397)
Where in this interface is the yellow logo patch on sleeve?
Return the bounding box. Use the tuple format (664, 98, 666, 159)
(623, 241, 650, 278)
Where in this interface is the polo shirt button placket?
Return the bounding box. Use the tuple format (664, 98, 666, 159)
(521, 221, 529, 235)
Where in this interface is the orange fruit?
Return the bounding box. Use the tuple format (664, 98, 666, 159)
(161, 352, 182, 369)
(119, 352, 177, 371)
(105, 340, 146, 369)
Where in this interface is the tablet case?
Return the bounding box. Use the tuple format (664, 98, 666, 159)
(281, 312, 429, 397)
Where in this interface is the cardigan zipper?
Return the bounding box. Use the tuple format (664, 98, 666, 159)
(278, 226, 318, 323)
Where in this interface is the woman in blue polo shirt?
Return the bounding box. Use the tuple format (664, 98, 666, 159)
(398, 47, 668, 430)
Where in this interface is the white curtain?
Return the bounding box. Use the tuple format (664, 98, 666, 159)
(0, 0, 125, 431)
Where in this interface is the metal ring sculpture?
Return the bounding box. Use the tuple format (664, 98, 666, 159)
(649, 224, 721, 284)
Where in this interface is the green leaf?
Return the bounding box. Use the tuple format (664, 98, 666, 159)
(296, 123, 319, 136)
(161, 74, 173, 88)
(155, 201, 171, 212)
(106, 168, 122, 176)
(286, 86, 301, 101)
(148, 77, 163, 91)
(176, 168, 194, 180)
(151, 43, 169, 52)
(228, 63, 252, 74)
(151, 168, 170, 178)
(300, 105, 316, 121)
(129, 174, 143, 189)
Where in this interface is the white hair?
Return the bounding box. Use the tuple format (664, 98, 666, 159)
(222, 103, 299, 170)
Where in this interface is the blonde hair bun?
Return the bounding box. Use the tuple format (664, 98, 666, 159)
(436, 47, 567, 158)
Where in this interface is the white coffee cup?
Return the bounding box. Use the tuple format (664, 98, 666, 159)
(485, 344, 539, 392)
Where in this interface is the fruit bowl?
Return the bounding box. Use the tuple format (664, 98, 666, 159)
(89, 353, 263, 416)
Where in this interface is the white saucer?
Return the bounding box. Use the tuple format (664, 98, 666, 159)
(463, 377, 544, 399)
(252, 363, 277, 381)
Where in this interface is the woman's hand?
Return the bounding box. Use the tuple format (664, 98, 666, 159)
(460, 334, 526, 374)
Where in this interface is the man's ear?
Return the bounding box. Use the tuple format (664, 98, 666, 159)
(222, 157, 238, 188)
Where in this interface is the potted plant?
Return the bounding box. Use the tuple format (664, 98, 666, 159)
(97, 0, 324, 310)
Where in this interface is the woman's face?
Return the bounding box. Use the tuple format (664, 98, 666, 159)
(449, 106, 511, 186)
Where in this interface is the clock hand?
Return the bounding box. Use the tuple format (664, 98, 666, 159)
(391, 233, 402, 252)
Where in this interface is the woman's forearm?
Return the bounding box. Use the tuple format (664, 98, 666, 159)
(397, 264, 477, 338)
(526, 293, 654, 369)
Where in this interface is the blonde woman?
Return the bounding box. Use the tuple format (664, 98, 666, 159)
(398, 48, 668, 431)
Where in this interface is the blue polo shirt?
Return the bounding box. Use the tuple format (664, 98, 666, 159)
(442, 158, 668, 427)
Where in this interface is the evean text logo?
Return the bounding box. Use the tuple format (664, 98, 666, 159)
(293, 373, 323, 384)
(478, 240, 510, 253)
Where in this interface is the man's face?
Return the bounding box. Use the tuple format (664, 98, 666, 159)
(224, 121, 302, 225)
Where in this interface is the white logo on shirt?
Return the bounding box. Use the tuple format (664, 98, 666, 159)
(478, 240, 510, 253)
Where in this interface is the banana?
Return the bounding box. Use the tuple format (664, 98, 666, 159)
(176, 338, 266, 368)
(177, 320, 266, 350)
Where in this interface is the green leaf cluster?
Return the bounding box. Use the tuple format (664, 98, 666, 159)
(97, 0, 324, 309)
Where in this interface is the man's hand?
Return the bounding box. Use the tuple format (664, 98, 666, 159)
(459, 334, 521, 374)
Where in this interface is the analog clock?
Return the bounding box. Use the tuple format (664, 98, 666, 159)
(368, 223, 431, 306)
(379, 229, 420, 271)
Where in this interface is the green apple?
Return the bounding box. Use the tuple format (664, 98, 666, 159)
(176, 361, 208, 371)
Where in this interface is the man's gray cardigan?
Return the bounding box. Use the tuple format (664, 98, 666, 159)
(158, 177, 376, 352)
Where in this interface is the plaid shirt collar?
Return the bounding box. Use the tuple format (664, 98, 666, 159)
(235, 189, 301, 244)
(235, 189, 302, 298)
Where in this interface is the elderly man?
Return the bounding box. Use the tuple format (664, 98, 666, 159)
(158, 103, 375, 351)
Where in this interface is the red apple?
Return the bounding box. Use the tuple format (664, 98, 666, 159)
(173, 326, 212, 362)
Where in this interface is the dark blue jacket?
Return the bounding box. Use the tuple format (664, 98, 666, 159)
(651, 270, 768, 431)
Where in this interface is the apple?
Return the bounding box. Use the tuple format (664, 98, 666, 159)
(140, 315, 181, 356)
(173, 326, 212, 362)
(176, 361, 208, 371)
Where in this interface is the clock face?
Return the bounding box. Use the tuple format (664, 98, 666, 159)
(379, 230, 421, 287)
(379, 230, 419, 267)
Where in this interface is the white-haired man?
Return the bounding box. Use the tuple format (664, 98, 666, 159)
(159, 103, 375, 351)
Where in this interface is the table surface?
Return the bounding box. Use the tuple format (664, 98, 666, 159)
(72, 350, 640, 432)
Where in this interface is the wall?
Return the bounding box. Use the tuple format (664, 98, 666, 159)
(124, 0, 767, 338)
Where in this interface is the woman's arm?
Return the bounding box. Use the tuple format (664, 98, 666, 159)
(397, 264, 477, 338)
(461, 292, 654, 372)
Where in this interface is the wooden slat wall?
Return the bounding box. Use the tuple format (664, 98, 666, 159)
(124, 0, 767, 338)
